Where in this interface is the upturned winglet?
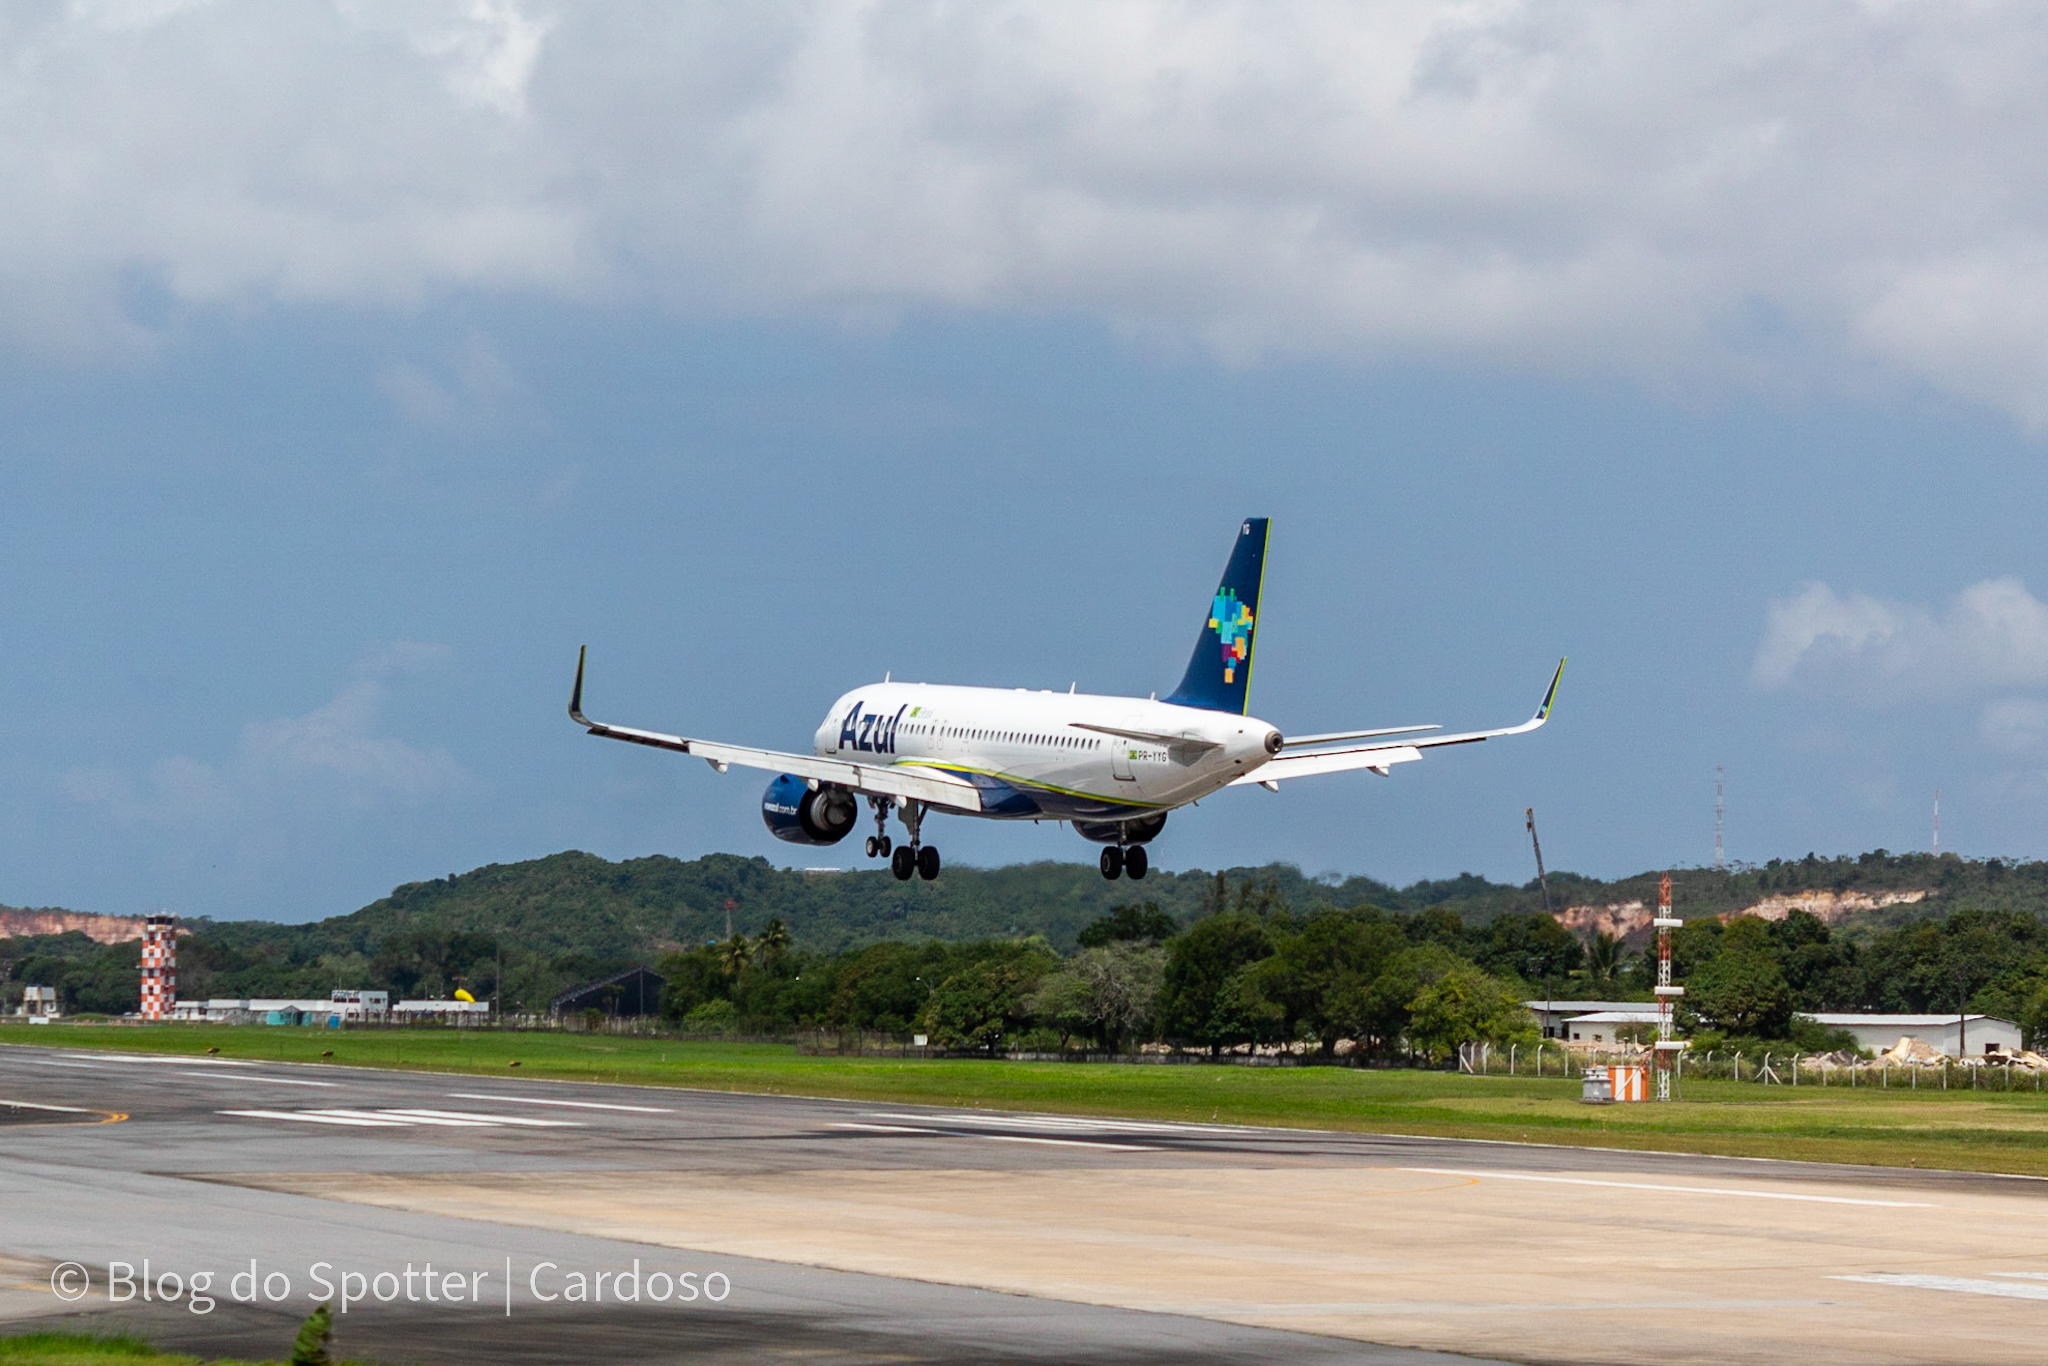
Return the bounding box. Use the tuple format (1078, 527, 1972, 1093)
(569, 646, 593, 727)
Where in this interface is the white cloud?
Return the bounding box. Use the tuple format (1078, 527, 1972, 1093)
(1754, 578, 2048, 700)
(62, 644, 467, 827)
(16, 4, 2048, 417)
(1980, 698, 2048, 754)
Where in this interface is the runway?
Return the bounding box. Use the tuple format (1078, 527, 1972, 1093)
(3, 1041, 2046, 1365)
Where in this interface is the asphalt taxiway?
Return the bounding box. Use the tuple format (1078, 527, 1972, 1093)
(3, 1041, 2047, 1365)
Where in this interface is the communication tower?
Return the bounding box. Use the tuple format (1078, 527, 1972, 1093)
(140, 914, 177, 1021)
(1933, 790, 1941, 856)
(1714, 766, 1725, 871)
(1652, 874, 1684, 1101)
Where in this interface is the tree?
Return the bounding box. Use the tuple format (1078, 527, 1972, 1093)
(1578, 931, 1624, 990)
(1154, 913, 1275, 1050)
(922, 948, 1056, 1052)
(1473, 912, 1585, 984)
(1077, 903, 1180, 948)
(1406, 965, 1535, 1063)
(1255, 910, 1407, 1054)
(1027, 944, 1167, 1051)
(756, 917, 793, 963)
(1688, 943, 1794, 1037)
(717, 932, 754, 978)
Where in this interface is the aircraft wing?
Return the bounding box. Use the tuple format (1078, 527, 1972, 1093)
(1231, 658, 1565, 790)
(567, 649, 985, 813)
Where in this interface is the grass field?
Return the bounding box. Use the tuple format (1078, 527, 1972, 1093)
(0, 1332, 279, 1366)
(10, 1021, 2048, 1176)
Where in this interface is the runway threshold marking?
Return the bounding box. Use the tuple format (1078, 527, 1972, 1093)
(1834, 1273, 2048, 1301)
(446, 1093, 672, 1114)
(1402, 1168, 1938, 1208)
(827, 1121, 1155, 1151)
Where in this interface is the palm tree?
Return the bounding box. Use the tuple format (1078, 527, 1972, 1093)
(756, 917, 792, 963)
(1582, 931, 1624, 988)
(718, 932, 754, 978)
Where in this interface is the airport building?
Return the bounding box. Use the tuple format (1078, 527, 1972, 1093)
(1525, 1000, 2022, 1055)
(17, 985, 58, 1021)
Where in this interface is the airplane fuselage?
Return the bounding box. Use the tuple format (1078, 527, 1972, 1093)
(814, 683, 1282, 821)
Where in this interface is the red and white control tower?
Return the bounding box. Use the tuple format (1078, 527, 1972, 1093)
(140, 914, 177, 1021)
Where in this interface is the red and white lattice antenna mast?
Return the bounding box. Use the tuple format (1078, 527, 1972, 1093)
(1653, 873, 1683, 1102)
(140, 913, 177, 1021)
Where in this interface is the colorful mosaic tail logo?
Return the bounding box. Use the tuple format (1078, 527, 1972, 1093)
(1164, 517, 1269, 714)
(1211, 590, 1254, 684)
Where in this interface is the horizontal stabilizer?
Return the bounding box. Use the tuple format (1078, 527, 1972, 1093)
(1234, 658, 1564, 788)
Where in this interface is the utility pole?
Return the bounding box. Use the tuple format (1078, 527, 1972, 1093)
(1525, 808, 1552, 913)
(1653, 873, 1684, 1102)
(1714, 766, 1726, 871)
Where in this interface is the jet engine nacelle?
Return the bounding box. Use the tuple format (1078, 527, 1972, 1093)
(1074, 811, 1168, 845)
(761, 774, 858, 845)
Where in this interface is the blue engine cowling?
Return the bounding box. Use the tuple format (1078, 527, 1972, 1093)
(761, 774, 858, 845)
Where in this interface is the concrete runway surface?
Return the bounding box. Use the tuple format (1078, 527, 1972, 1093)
(3, 1042, 2047, 1365)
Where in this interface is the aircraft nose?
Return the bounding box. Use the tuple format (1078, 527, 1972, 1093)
(1264, 729, 1283, 755)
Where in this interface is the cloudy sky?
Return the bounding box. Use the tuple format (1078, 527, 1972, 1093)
(9, 0, 2048, 921)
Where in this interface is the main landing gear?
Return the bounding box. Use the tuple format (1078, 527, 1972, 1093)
(1099, 842, 1148, 881)
(873, 797, 940, 882)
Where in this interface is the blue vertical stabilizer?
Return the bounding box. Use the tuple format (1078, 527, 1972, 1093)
(1163, 518, 1269, 714)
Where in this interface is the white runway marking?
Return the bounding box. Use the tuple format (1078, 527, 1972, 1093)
(312, 1108, 500, 1127)
(220, 1109, 410, 1128)
(446, 1093, 671, 1113)
(220, 1108, 583, 1130)
(179, 1072, 337, 1087)
(976, 1133, 1157, 1152)
(1835, 1273, 2048, 1301)
(866, 1110, 1237, 1135)
(1401, 1168, 1938, 1208)
(383, 1109, 580, 1127)
(828, 1121, 1153, 1151)
(32, 1061, 103, 1070)
(69, 1052, 256, 1067)
(2, 1099, 93, 1113)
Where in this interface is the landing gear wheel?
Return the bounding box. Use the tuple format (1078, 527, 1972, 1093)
(1124, 845, 1148, 880)
(864, 836, 878, 858)
(1100, 846, 1124, 880)
(891, 846, 916, 881)
(917, 845, 941, 881)
(878, 835, 893, 856)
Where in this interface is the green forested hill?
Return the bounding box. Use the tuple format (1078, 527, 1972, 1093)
(15, 846, 2048, 1015)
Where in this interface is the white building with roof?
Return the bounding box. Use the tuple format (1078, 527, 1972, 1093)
(1524, 1001, 1658, 1040)
(1524, 1000, 2023, 1056)
(1806, 1013, 2019, 1057)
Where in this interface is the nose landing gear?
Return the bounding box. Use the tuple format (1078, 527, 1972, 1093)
(864, 798, 895, 861)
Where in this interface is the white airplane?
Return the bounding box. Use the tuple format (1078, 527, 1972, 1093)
(570, 518, 1563, 882)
